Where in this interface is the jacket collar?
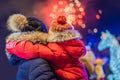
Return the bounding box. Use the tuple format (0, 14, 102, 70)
(47, 29, 82, 42)
(6, 31, 48, 44)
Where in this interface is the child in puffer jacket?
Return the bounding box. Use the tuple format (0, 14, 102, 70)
(5, 14, 58, 80)
(6, 16, 88, 80)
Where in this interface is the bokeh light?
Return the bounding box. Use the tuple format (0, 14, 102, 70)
(93, 28, 98, 33)
(33, 0, 86, 27)
(96, 14, 100, 20)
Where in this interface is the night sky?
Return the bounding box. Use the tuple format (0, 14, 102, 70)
(0, 0, 120, 80)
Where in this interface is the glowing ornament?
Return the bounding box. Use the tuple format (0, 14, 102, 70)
(98, 30, 120, 80)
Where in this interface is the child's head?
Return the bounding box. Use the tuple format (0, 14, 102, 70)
(49, 16, 74, 33)
(7, 14, 48, 33)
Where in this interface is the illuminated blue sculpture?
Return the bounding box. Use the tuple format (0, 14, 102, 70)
(98, 30, 120, 80)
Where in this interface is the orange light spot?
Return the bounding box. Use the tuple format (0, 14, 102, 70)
(96, 14, 100, 20)
(77, 19, 83, 26)
(79, 7, 84, 12)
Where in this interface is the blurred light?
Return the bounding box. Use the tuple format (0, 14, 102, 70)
(67, 20, 72, 24)
(69, 3, 74, 7)
(64, 6, 73, 13)
(88, 29, 93, 34)
(81, 24, 86, 28)
(81, 12, 85, 16)
(79, 7, 84, 12)
(117, 36, 120, 41)
(75, 0, 79, 4)
(98, 9, 102, 14)
(67, 15, 76, 22)
(58, 8, 63, 12)
(58, 1, 63, 5)
(78, 14, 83, 18)
(76, 3, 81, 7)
(37, 0, 85, 27)
(50, 13, 57, 19)
(96, 14, 100, 20)
(72, 21, 76, 25)
(93, 28, 98, 33)
(72, 8, 76, 13)
(77, 19, 83, 26)
(53, 5, 58, 10)
(64, 6, 69, 12)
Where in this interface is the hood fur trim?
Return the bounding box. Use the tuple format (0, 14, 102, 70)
(47, 30, 82, 42)
(6, 31, 47, 44)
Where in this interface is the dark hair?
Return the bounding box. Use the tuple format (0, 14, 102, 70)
(22, 17, 48, 33)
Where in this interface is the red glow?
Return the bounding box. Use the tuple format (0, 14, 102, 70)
(81, 12, 86, 16)
(77, 19, 83, 26)
(78, 14, 83, 18)
(96, 14, 100, 20)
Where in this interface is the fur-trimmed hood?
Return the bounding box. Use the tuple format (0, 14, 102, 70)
(47, 29, 82, 42)
(6, 31, 48, 44)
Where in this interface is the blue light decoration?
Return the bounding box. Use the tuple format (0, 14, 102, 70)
(98, 30, 120, 80)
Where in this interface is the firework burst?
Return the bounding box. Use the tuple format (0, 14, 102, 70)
(49, 0, 85, 27)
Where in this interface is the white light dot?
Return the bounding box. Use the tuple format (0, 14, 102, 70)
(98, 9, 102, 14)
(75, 0, 79, 4)
(93, 28, 98, 33)
(81, 24, 86, 28)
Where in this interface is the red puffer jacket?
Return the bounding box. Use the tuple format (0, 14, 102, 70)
(6, 29, 88, 80)
(6, 39, 88, 80)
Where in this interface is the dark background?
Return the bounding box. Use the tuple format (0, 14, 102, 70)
(0, 0, 120, 80)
